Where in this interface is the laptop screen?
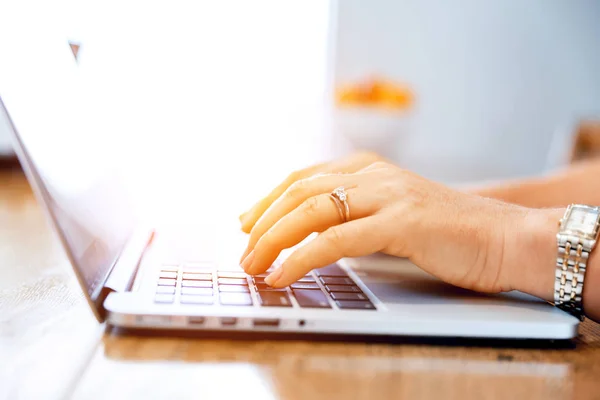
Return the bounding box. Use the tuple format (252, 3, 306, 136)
(0, 24, 135, 319)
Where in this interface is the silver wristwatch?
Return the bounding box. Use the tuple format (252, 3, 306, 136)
(555, 204, 600, 320)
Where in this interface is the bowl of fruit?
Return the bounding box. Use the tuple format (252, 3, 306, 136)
(332, 77, 414, 159)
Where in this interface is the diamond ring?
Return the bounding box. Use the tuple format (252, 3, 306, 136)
(331, 186, 350, 222)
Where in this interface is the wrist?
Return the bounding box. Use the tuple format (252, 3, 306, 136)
(502, 207, 565, 301)
(467, 182, 522, 204)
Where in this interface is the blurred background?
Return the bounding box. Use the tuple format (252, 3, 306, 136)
(1, 0, 600, 224)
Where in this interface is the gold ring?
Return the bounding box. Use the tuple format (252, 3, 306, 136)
(331, 187, 350, 222)
(328, 194, 346, 223)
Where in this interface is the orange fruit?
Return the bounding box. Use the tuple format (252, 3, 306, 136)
(336, 77, 413, 110)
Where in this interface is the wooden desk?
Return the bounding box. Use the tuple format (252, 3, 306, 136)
(2, 168, 600, 400)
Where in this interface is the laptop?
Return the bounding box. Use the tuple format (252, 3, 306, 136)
(0, 27, 579, 342)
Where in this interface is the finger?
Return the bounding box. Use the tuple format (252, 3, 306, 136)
(246, 188, 379, 275)
(239, 152, 381, 233)
(240, 172, 367, 263)
(264, 215, 387, 287)
(239, 165, 324, 233)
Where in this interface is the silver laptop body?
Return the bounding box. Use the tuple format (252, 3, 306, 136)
(0, 26, 579, 342)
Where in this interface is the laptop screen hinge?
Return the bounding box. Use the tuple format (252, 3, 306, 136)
(92, 227, 155, 320)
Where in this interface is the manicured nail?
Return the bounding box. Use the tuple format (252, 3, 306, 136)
(264, 267, 284, 286)
(240, 250, 255, 272)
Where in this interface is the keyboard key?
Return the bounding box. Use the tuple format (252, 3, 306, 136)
(156, 286, 176, 295)
(161, 265, 179, 272)
(181, 287, 214, 296)
(218, 278, 248, 286)
(158, 278, 177, 286)
(314, 263, 347, 277)
(290, 282, 321, 290)
(331, 292, 369, 301)
(325, 285, 362, 293)
(181, 280, 213, 288)
(219, 285, 250, 293)
(155, 294, 175, 303)
(182, 273, 213, 281)
(257, 291, 292, 307)
(180, 295, 215, 305)
(297, 276, 316, 283)
(320, 276, 355, 285)
(336, 300, 376, 310)
(218, 271, 247, 279)
(159, 271, 178, 279)
(254, 282, 287, 291)
(219, 293, 253, 306)
(293, 289, 331, 308)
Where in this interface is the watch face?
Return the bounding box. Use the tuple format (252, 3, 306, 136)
(563, 205, 600, 238)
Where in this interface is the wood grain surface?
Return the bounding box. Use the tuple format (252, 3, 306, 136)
(1, 168, 600, 400)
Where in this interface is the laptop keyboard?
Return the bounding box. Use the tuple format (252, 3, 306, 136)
(154, 263, 377, 310)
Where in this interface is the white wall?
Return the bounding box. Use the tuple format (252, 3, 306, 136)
(2, 0, 599, 187)
(0, 0, 333, 222)
(332, 0, 600, 184)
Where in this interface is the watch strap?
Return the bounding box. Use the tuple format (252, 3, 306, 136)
(554, 238, 588, 321)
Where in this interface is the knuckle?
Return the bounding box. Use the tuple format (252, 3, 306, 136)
(395, 167, 414, 178)
(367, 161, 390, 170)
(302, 196, 321, 217)
(323, 225, 345, 246)
(257, 229, 277, 249)
(383, 165, 411, 183)
(288, 166, 315, 183)
(286, 179, 309, 199)
(379, 180, 398, 197)
(286, 169, 302, 182)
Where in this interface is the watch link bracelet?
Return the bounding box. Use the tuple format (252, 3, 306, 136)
(555, 204, 600, 320)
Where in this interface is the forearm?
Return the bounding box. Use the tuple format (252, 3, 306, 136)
(473, 158, 600, 208)
(505, 207, 600, 322)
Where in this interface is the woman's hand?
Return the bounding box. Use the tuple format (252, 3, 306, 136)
(238, 157, 553, 295)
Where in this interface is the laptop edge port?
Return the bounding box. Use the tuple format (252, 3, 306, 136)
(220, 317, 238, 326)
(188, 316, 205, 325)
(253, 318, 280, 328)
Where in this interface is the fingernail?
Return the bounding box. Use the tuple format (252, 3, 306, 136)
(240, 250, 255, 272)
(264, 267, 284, 287)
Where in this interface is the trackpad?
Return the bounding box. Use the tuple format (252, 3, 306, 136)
(359, 270, 481, 305)
(352, 261, 544, 308)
